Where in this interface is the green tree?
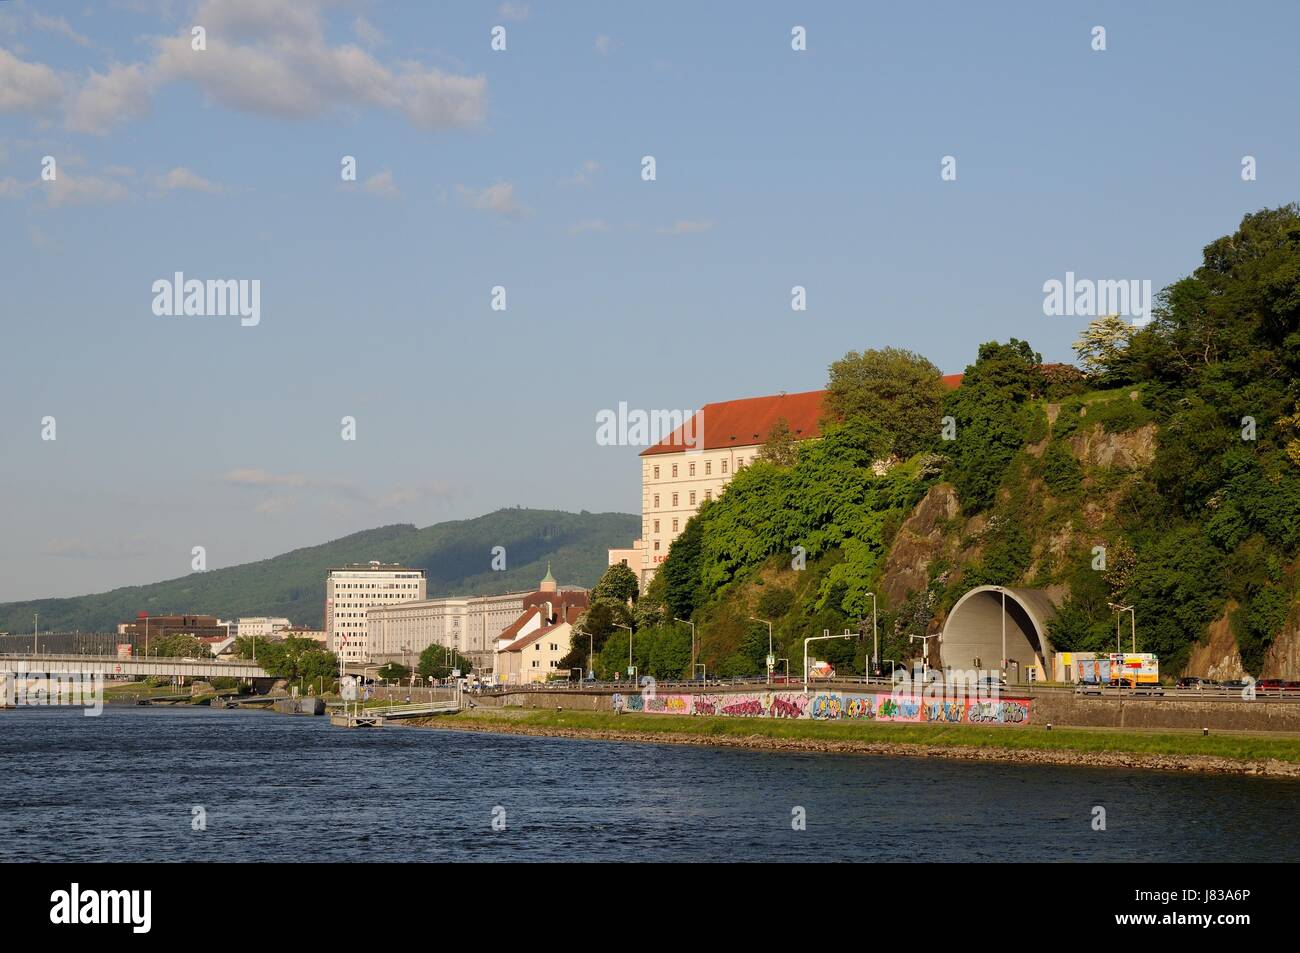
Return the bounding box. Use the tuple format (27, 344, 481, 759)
(1073, 314, 1136, 381)
(756, 417, 800, 467)
(825, 347, 946, 458)
(592, 562, 639, 604)
(417, 645, 473, 679)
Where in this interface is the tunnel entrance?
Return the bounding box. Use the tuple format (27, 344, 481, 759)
(939, 586, 1061, 683)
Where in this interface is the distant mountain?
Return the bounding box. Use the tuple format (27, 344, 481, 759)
(0, 508, 638, 634)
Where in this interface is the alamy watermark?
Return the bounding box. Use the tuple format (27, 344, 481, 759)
(152, 272, 260, 327)
(3, 670, 104, 716)
(595, 403, 701, 450)
(1043, 271, 1151, 324)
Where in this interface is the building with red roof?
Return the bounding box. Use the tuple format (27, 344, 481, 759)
(609, 377, 962, 586)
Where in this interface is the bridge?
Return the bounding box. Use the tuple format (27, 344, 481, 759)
(0, 653, 270, 679)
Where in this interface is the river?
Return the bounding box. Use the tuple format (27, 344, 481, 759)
(3, 706, 1296, 862)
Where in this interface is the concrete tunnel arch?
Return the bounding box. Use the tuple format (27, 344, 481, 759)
(939, 586, 1061, 683)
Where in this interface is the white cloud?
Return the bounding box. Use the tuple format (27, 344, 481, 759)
(65, 62, 152, 134)
(51, 0, 486, 134)
(221, 468, 310, 489)
(561, 159, 600, 187)
(0, 47, 65, 114)
(361, 169, 399, 198)
(353, 15, 384, 48)
(497, 3, 530, 22)
(594, 34, 618, 56)
(221, 467, 455, 512)
(457, 181, 527, 219)
(32, 14, 93, 48)
(569, 219, 608, 235)
(657, 219, 714, 235)
(45, 172, 130, 207)
(157, 166, 223, 192)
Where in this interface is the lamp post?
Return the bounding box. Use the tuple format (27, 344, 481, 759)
(1108, 603, 1136, 653)
(749, 617, 773, 684)
(862, 592, 879, 677)
(675, 618, 696, 677)
(910, 633, 942, 683)
(803, 629, 854, 694)
(614, 624, 636, 685)
(575, 628, 593, 680)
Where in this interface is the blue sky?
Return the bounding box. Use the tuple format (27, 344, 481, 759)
(2, 0, 1298, 602)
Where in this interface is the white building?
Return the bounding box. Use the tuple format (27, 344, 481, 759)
(325, 562, 427, 663)
(612, 380, 961, 587)
(367, 590, 532, 672)
(365, 567, 589, 674)
(234, 617, 292, 639)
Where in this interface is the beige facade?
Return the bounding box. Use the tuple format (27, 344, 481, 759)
(325, 562, 427, 663)
(495, 621, 573, 685)
(639, 444, 764, 579)
(367, 590, 530, 672)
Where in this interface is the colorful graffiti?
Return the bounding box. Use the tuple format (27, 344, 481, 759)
(615, 688, 1031, 726)
(965, 700, 1031, 725)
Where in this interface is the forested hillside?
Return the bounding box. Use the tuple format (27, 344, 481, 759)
(571, 206, 1300, 681)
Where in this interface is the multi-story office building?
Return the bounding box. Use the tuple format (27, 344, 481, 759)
(325, 562, 426, 663)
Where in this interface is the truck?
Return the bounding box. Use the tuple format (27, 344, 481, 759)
(1075, 653, 1159, 689)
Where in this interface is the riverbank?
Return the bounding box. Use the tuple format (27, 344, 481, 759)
(404, 708, 1300, 777)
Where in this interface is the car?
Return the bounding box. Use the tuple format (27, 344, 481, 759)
(1257, 678, 1287, 691)
(1177, 676, 1210, 689)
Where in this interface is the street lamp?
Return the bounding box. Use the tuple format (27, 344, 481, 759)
(862, 592, 878, 677)
(749, 617, 773, 684)
(614, 624, 636, 684)
(575, 628, 594, 680)
(1108, 603, 1136, 654)
(675, 618, 696, 676)
(803, 629, 854, 694)
(910, 633, 941, 683)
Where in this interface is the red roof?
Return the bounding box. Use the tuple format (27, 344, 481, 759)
(640, 377, 962, 457)
(501, 622, 566, 654)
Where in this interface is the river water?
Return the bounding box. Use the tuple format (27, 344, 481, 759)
(3, 706, 1296, 862)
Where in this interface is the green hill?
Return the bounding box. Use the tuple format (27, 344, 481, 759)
(594, 205, 1300, 683)
(0, 508, 638, 634)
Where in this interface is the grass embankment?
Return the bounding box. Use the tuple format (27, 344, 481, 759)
(422, 709, 1300, 772)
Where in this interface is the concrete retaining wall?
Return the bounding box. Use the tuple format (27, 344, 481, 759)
(477, 686, 1300, 732)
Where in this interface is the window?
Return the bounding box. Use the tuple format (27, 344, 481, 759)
(689, 463, 696, 476)
(653, 520, 660, 533)
(653, 494, 660, 508)
(738, 456, 745, 467)
(705, 461, 712, 475)
(653, 465, 660, 480)
(721, 459, 729, 474)
(671, 464, 678, 478)
(705, 490, 712, 500)
(672, 519, 679, 532)
(689, 491, 696, 505)
(654, 540, 661, 551)
(672, 493, 678, 506)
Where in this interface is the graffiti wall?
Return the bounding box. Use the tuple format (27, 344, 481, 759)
(621, 689, 1031, 726)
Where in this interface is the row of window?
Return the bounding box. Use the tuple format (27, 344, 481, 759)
(651, 457, 749, 481)
(651, 489, 713, 509)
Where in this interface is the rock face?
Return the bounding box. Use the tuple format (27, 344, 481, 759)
(1069, 422, 1157, 469)
(881, 483, 960, 606)
(1262, 613, 1300, 679)
(1183, 605, 1247, 680)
